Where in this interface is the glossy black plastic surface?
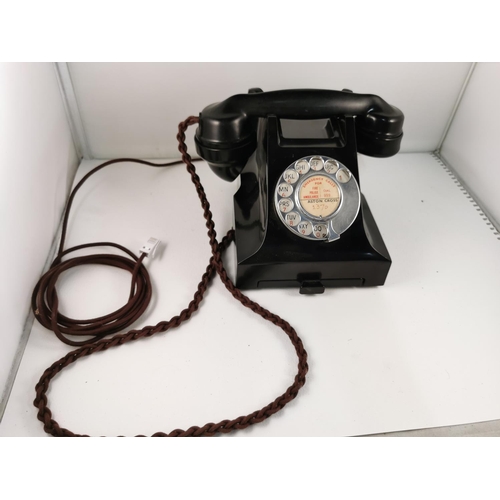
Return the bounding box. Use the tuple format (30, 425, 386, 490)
(195, 88, 403, 291)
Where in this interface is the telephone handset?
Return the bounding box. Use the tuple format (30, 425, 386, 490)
(195, 88, 404, 293)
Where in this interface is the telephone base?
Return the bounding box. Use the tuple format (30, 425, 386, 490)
(229, 109, 395, 293)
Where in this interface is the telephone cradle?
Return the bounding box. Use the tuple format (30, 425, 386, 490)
(195, 88, 404, 294)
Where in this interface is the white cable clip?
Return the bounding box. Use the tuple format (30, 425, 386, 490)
(140, 237, 161, 258)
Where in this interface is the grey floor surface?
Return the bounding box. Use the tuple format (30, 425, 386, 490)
(370, 419, 500, 437)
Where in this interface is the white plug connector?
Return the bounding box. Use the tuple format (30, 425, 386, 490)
(140, 237, 161, 258)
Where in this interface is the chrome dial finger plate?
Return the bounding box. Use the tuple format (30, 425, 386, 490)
(274, 155, 361, 242)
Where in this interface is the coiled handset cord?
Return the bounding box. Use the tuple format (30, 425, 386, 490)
(32, 116, 308, 437)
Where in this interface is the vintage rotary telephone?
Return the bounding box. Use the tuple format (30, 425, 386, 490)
(195, 88, 404, 293)
(32, 88, 404, 437)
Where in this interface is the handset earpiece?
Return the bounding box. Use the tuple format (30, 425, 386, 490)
(194, 88, 264, 182)
(194, 101, 258, 182)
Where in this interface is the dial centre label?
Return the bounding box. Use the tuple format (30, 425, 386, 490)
(298, 175, 340, 218)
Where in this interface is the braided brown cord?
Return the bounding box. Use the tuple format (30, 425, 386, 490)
(33, 116, 308, 436)
(32, 158, 195, 347)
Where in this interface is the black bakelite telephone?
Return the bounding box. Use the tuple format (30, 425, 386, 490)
(32, 88, 404, 437)
(195, 88, 404, 293)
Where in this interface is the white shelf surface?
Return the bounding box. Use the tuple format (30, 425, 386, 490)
(2, 152, 500, 437)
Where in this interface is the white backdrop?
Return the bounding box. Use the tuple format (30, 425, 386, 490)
(3, 61, 498, 434)
(68, 62, 472, 158)
(441, 62, 500, 226)
(0, 63, 78, 414)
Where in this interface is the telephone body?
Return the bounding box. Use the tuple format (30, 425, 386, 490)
(195, 89, 404, 294)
